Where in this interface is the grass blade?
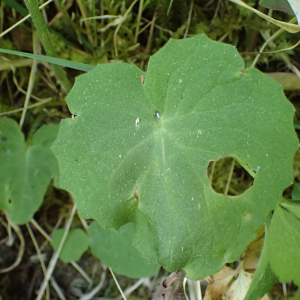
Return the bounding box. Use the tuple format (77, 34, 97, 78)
(23, 0, 72, 91)
(0, 48, 95, 72)
(2, 0, 28, 16)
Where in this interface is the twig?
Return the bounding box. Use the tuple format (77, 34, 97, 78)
(79, 270, 106, 300)
(36, 203, 77, 300)
(71, 261, 93, 284)
(241, 39, 300, 55)
(30, 218, 52, 241)
(184, 0, 194, 39)
(26, 223, 51, 300)
(109, 267, 127, 300)
(50, 277, 66, 300)
(117, 278, 147, 299)
(79, 217, 89, 232)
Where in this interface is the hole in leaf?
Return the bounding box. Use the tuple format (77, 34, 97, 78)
(1, 136, 7, 141)
(207, 156, 255, 196)
(8, 198, 12, 204)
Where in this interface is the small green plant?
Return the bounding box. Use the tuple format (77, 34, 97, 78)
(52, 34, 299, 288)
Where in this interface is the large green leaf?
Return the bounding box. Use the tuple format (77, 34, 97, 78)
(267, 201, 300, 285)
(52, 35, 298, 279)
(0, 118, 59, 224)
(51, 228, 89, 263)
(259, 0, 294, 15)
(89, 222, 159, 278)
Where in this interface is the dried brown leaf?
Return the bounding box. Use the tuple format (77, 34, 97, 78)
(243, 227, 265, 270)
(225, 269, 253, 300)
(203, 266, 237, 300)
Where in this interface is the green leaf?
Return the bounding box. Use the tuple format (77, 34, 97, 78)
(52, 35, 298, 279)
(51, 228, 89, 263)
(244, 228, 277, 300)
(281, 199, 300, 219)
(2, 0, 28, 16)
(292, 182, 300, 200)
(0, 118, 59, 224)
(0, 48, 94, 72)
(89, 222, 159, 278)
(267, 202, 300, 285)
(259, 0, 294, 15)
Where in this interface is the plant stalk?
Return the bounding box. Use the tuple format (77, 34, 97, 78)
(23, 0, 72, 92)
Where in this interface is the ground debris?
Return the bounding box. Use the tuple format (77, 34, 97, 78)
(153, 270, 186, 300)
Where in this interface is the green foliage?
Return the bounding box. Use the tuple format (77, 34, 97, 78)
(0, 48, 94, 72)
(1, 0, 28, 16)
(23, 0, 72, 91)
(2, 0, 300, 297)
(0, 118, 59, 224)
(51, 228, 89, 263)
(245, 225, 277, 300)
(292, 182, 300, 199)
(267, 199, 300, 285)
(52, 34, 298, 280)
(89, 222, 159, 278)
(259, 0, 294, 15)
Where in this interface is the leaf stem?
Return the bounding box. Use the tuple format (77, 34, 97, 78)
(134, 0, 144, 44)
(251, 17, 297, 68)
(0, 98, 52, 117)
(114, 0, 139, 57)
(19, 31, 38, 129)
(77, 0, 94, 47)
